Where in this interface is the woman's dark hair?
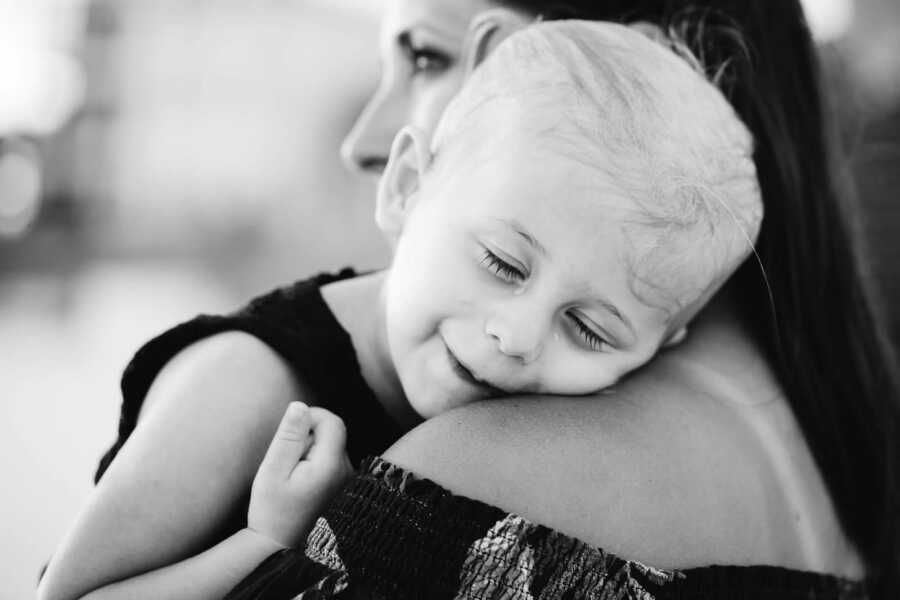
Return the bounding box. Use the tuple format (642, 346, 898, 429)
(500, 0, 900, 595)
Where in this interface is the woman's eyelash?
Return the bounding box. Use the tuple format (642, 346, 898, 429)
(411, 48, 451, 73)
(398, 33, 452, 74)
(568, 313, 608, 352)
(481, 249, 525, 282)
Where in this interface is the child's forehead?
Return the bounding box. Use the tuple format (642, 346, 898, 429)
(451, 149, 645, 249)
(447, 132, 649, 213)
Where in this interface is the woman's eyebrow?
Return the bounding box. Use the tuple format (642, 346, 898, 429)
(396, 30, 413, 48)
(395, 23, 460, 48)
(396, 30, 414, 54)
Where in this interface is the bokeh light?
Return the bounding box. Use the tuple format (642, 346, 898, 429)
(0, 142, 42, 238)
(801, 0, 855, 41)
(0, 0, 89, 136)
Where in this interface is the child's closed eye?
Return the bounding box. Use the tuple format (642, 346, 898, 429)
(480, 248, 526, 283)
(567, 311, 611, 352)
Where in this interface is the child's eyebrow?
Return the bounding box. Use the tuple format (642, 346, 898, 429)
(492, 217, 634, 337)
(494, 218, 548, 257)
(597, 301, 635, 340)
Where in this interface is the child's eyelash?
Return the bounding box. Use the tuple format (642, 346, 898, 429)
(479, 250, 610, 352)
(568, 313, 608, 352)
(481, 249, 525, 282)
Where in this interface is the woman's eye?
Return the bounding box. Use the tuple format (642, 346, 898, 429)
(481, 249, 525, 283)
(398, 33, 452, 75)
(411, 48, 451, 73)
(567, 312, 609, 352)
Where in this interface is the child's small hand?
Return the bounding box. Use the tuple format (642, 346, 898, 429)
(248, 402, 353, 548)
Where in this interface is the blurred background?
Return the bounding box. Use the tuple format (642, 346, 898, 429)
(1, 0, 898, 597)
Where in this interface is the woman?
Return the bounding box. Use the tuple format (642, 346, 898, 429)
(37, 0, 900, 598)
(342, 4, 900, 592)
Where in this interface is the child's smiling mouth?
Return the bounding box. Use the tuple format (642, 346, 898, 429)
(443, 342, 508, 399)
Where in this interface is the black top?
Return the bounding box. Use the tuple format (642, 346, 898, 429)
(226, 457, 870, 600)
(94, 268, 405, 483)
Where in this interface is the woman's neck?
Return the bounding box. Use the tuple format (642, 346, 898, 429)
(662, 290, 866, 577)
(675, 287, 767, 379)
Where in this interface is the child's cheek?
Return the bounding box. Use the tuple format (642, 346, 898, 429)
(540, 354, 623, 395)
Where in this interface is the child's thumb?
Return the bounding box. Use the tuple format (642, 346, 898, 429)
(257, 402, 314, 479)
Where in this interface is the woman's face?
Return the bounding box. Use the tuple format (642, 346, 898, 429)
(341, 0, 506, 175)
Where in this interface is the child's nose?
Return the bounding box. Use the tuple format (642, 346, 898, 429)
(484, 308, 548, 364)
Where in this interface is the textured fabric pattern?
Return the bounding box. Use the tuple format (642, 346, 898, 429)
(454, 514, 679, 599)
(225, 457, 870, 600)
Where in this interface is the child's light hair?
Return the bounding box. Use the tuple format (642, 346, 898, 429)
(431, 21, 763, 321)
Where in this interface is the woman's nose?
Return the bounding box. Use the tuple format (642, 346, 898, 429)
(484, 308, 548, 364)
(341, 88, 403, 175)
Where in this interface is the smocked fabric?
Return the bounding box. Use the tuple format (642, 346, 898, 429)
(226, 457, 869, 600)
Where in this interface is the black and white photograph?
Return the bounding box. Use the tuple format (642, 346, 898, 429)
(3, 0, 900, 598)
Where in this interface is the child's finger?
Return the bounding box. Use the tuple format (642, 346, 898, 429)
(302, 407, 347, 468)
(257, 402, 314, 480)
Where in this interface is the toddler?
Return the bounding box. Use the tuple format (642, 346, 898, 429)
(253, 18, 761, 548)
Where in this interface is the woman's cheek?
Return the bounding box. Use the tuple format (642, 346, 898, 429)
(410, 70, 467, 136)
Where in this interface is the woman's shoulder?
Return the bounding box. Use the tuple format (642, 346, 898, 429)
(383, 372, 787, 569)
(383, 308, 864, 577)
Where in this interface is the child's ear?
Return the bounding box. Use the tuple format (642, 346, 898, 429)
(375, 126, 432, 240)
(462, 9, 533, 76)
(663, 326, 688, 348)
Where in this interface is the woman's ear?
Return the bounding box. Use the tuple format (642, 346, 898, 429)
(663, 326, 688, 348)
(629, 21, 669, 44)
(462, 8, 533, 76)
(375, 126, 432, 241)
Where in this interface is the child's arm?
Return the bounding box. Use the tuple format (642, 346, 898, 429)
(37, 333, 308, 600)
(75, 529, 285, 600)
(64, 403, 351, 600)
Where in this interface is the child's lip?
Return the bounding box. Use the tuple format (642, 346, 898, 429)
(444, 344, 508, 398)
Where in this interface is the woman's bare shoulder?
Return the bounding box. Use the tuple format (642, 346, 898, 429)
(382, 330, 806, 571)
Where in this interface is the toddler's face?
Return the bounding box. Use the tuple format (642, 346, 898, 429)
(384, 144, 678, 418)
